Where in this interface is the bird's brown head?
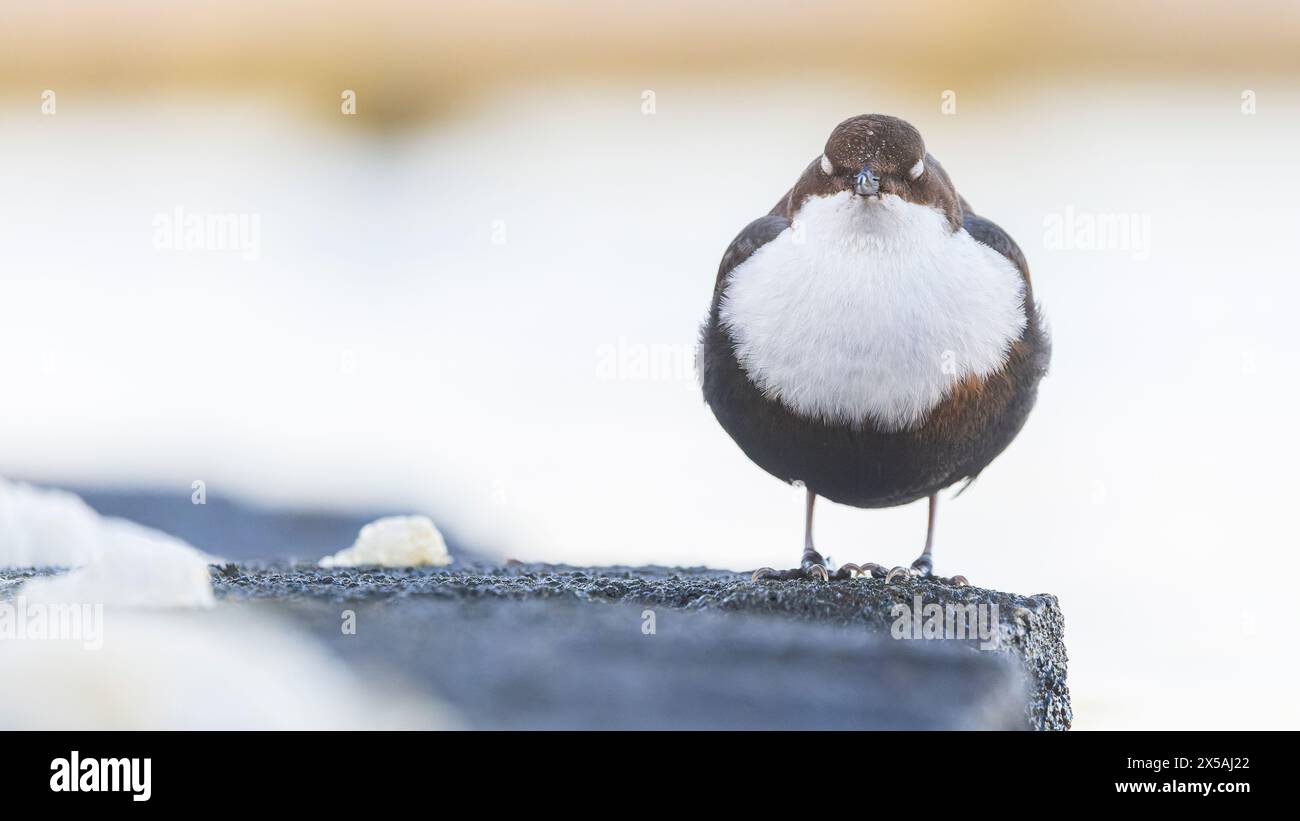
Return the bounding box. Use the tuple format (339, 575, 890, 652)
(783, 114, 962, 230)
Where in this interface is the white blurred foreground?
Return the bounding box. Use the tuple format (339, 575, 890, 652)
(0, 477, 451, 729)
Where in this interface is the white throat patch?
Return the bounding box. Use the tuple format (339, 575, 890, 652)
(719, 191, 1026, 432)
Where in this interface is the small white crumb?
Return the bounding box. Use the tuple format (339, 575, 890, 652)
(319, 515, 452, 568)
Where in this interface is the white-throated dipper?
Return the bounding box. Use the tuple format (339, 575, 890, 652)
(698, 114, 1049, 584)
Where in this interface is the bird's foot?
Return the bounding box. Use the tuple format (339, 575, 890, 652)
(751, 551, 833, 582)
(830, 556, 969, 587)
(752, 554, 969, 587)
(832, 561, 919, 582)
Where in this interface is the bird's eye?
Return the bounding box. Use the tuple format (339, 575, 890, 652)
(820, 154, 834, 176)
(908, 158, 925, 180)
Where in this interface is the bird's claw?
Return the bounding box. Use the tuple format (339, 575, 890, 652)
(831, 561, 886, 579)
(834, 562, 859, 578)
(885, 565, 912, 584)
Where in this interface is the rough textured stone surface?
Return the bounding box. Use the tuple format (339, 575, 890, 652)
(2, 490, 1071, 729)
(212, 561, 1071, 730)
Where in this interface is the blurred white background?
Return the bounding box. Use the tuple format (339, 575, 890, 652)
(2, 1, 1298, 729)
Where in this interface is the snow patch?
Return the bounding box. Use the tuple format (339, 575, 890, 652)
(1, 477, 216, 608)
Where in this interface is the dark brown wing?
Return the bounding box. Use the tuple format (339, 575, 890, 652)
(962, 206, 1034, 296)
(699, 214, 791, 408)
(943, 199, 1050, 493)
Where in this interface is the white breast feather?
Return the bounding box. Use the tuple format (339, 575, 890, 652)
(718, 191, 1027, 432)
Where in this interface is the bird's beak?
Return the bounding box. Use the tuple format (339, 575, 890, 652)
(854, 167, 880, 197)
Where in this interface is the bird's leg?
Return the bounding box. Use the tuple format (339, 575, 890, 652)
(798, 488, 829, 577)
(909, 493, 939, 577)
(751, 488, 830, 581)
(905, 494, 968, 586)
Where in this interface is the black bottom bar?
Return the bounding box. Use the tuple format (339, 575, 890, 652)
(5, 730, 1278, 806)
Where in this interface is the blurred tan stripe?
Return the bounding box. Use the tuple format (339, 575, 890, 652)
(4, 0, 1298, 122)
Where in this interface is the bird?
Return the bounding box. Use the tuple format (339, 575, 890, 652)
(697, 113, 1049, 585)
